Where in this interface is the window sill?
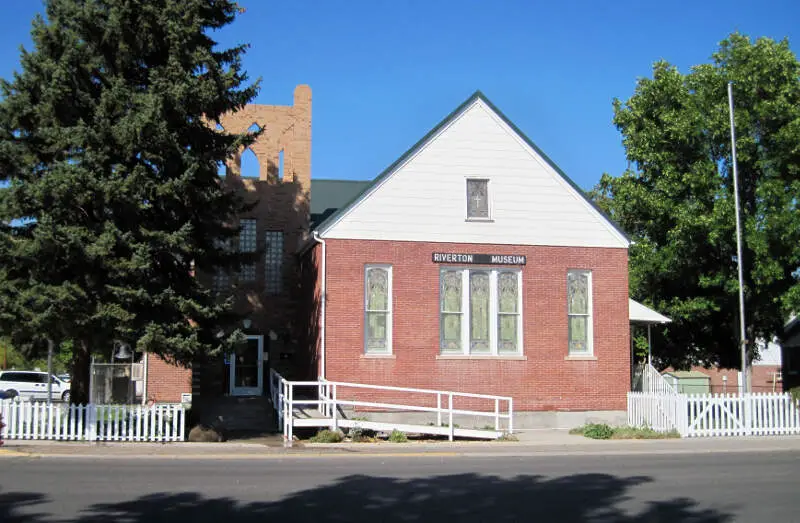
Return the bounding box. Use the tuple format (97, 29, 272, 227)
(436, 354, 527, 361)
(360, 354, 396, 359)
(464, 218, 494, 223)
(564, 355, 598, 361)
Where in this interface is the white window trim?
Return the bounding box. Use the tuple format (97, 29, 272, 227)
(364, 264, 393, 355)
(567, 269, 593, 356)
(465, 177, 492, 221)
(439, 267, 523, 356)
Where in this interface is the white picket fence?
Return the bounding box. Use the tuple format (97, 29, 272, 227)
(0, 400, 186, 442)
(628, 392, 800, 438)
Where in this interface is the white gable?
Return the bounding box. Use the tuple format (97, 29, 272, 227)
(319, 98, 629, 249)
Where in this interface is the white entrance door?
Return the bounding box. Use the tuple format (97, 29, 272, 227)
(230, 335, 264, 396)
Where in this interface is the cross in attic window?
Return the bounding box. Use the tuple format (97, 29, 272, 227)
(472, 191, 483, 209)
(466, 179, 489, 219)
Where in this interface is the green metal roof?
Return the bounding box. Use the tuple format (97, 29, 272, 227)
(310, 179, 372, 228)
(312, 90, 631, 244)
(663, 370, 711, 380)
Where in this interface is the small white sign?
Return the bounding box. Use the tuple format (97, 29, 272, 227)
(181, 393, 192, 404)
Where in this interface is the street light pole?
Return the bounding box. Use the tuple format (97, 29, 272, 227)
(727, 81, 749, 393)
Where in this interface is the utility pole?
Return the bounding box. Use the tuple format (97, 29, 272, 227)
(727, 81, 749, 393)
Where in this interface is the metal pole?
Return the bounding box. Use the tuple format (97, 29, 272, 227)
(727, 81, 749, 393)
(46, 339, 53, 406)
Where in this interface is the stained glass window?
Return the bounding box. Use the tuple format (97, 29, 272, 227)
(497, 272, 519, 353)
(440, 270, 463, 353)
(365, 266, 391, 353)
(568, 270, 591, 354)
(470, 272, 491, 353)
(439, 268, 522, 355)
(466, 179, 489, 219)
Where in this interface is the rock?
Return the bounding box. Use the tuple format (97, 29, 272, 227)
(187, 424, 225, 442)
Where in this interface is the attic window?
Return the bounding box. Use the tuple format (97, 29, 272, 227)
(466, 179, 490, 220)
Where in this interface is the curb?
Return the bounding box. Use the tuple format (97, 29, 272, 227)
(4, 440, 800, 460)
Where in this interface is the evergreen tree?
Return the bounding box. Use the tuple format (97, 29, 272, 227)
(593, 34, 800, 370)
(0, 0, 259, 403)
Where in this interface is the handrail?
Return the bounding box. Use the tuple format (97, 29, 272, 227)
(268, 369, 514, 445)
(325, 380, 513, 403)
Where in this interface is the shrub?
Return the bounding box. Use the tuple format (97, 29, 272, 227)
(582, 423, 614, 440)
(309, 429, 344, 443)
(388, 429, 407, 443)
(349, 427, 377, 443)
(0, 413, 4, 446)
(496, 432, 518, 442)
(790, 386, 800, 405)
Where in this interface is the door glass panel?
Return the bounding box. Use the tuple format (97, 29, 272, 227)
(234, 338, 260, 388)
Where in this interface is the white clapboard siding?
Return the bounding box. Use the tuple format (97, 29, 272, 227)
(628, 392, 800, 438)
(0, 400, 186, 442)
(320, 97, 628, 249)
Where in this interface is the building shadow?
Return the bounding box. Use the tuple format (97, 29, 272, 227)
(1, 472, 733, 522)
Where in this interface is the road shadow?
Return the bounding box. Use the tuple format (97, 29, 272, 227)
(1, 472, 732, 522)
(0, 492, 49, 523)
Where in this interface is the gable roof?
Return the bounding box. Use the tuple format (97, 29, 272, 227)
(314, 90, 630, 244)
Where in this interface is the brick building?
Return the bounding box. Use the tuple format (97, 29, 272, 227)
(301, 91, 635, 428)
(145, 88, 658, 430)
(143, 86, 313, 422)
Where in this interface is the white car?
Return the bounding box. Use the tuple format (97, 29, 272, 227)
(0, 371, 71, 402)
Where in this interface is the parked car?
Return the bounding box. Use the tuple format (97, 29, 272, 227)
(0, 371, 70, 402)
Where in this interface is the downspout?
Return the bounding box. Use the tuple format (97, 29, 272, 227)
(312, 231, 327, 380)
(142, 352, 149, 406)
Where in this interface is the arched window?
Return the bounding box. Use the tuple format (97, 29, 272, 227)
(240, 148, 260, 179)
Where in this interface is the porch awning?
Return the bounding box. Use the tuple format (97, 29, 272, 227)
(629, 299, 671, 324)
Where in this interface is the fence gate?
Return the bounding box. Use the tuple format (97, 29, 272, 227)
(628, 391, 800, 438)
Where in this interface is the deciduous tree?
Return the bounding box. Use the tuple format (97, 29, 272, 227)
(593, 33, 800, 370)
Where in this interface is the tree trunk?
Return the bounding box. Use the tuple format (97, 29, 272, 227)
(70, 341, 91, 405)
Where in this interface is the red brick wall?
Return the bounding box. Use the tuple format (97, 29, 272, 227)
(322, 239, 630, 412)
(145, 354, 192, 403)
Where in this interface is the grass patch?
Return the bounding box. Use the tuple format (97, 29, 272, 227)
(388, 429, 408, 443)
(570, 423, 680, 440)
(308, 429, 344, 443)
(610, 426, 681, 440)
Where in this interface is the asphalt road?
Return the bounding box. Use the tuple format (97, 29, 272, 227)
(0, 451, 797, 522)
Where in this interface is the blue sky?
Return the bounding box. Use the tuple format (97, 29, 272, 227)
(1, 1, 798, 190)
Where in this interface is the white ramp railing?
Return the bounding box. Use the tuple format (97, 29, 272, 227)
(1, 400, 186, 442)
(269, 369, 513, 444)
(628, 392, 800, 438)
(642, 363, 677, 395)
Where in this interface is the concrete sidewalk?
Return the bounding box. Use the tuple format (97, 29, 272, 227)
(2, 430, 800, 459)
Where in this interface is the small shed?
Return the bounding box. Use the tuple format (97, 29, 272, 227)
(662, 370, 711, 395)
